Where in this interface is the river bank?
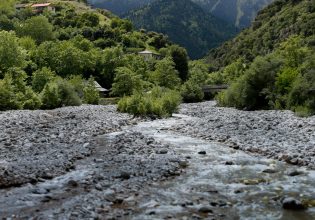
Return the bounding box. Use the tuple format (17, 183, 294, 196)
(172, 101, 315, 169)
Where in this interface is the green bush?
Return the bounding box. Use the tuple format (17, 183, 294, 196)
(217, 55, 282, 110)
(83, 77, 100, 104)
(22, 87, 42, 110)
(57, 79, 82, 107)
(40, 82, 61, 109)
(32, 67, 56, 93)
(0, 77, 21, 111)
(117, 87, 181, 118)
(181, 80, 204, 103)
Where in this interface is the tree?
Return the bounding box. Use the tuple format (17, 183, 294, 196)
(151, 58, 181, 90)
(0, 31, 25, 75)
(32, 67, 56, 93)
(17, 16, 54, 44)
(111, 67, 143, 97)
(161, 45, 189, 81)
(0, 0, 16, 16)
(181, 80, 204, 103)
(83, 76, 100, 104)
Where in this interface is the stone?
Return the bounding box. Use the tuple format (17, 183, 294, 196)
(225, 161, 234, 165)
(198, 206, 213, 213)
(119, 172, 131, 180)
(156, 149, 168, 154)
(198, 151, 206, 155)
(67, 180, 79, 187)
(282, 197, 306, 210)
(287, 170, 303, 176)
(262, 168, 277, 174)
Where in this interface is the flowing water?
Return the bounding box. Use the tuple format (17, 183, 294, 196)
(128, 114, 315, 219)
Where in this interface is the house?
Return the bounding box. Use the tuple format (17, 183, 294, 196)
(15, 2, 55, 13)
(138, 50, 161, 61)
(15, 4, 30, 10)
(94, 81, 110, 97)
(31, 3, 55, 13)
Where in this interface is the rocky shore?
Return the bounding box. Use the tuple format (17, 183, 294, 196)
(0, 105, 137, 188)
(172, 101, 315, 169)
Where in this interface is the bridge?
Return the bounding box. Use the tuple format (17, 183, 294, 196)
(202, 84, 229, 93)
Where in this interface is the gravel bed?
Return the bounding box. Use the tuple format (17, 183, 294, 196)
(0, 105, 136, 188)
(172, 101, 315, 169)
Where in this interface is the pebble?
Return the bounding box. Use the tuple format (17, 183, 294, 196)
(282, 197, 306, 210)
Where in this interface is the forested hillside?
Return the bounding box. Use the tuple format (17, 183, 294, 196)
(87, 0, 154, 15)
(205, 0, 315, 116)
(0, 0, 204, 117)
(206, 0, 315, 68)
(192, 0, 274, 28)
(125, 0, 237, 59)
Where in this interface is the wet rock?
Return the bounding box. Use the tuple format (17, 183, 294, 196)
(198, 151, 206, 155)
(179, 160, 189, 167)
(198, 206, 213, 213)
(262, 168, 277, 174)
(225, 161, 234, 165)
(282, 197, 306, 210)
(287, 170, 303, 176)
(67, 180, 79, 187)
(156, 149, 168, 154)
(118, 172, 131, 180)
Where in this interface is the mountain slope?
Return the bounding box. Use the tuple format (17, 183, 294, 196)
(87, 0, 154, 15)
(192, 0, 274, 28)
(88, 0, 274, 28)
(125, 0, 237, 59)
(206, 0, 315, 68)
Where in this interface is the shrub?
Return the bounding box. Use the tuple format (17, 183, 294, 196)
(57, 79, 82, 107)
(32, 67, 56, 93)
(41, 82, 61, 109)
(117, 87, 181, 118)
(22, 87, 42, 110)
(181, 80, 204, 103)
(0, 77, 21, 111)
(217, 55, 282, 110)
(83, 77, 100, 104)
(111, 67, 143, 97)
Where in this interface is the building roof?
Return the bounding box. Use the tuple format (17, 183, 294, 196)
(31, 3, 52, 8)
(94, 81, 108, 92)
(15, 3, 30, 8)
(138, 50, 159, 55)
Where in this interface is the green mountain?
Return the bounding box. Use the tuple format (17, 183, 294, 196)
(208, 0, 315, 115)
(87, 0, 154, 15)
(192, 0, 274, 28)
(206, 0, 315, 68)
(125, 0, 237, 59)
(87, 0, 274, 29)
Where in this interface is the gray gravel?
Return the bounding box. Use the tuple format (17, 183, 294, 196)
(171, 101, 315, 169)
(0, 105, 136, 188)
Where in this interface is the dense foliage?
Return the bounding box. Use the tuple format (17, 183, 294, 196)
(117, 87, 182, 118)
(206, 0, 315, 68)
(125, 0, 237, 59)
(0, 0, 194, 117)
(199, 0, 315, 116)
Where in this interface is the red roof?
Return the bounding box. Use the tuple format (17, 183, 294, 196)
(31, 3, 51, 8)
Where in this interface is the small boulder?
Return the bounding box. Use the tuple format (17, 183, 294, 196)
(198, 151, 206, 155)
(282, 197, 306, 210)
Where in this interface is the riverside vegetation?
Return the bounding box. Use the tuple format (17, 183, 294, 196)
(0, 0, 208, 117)
(206, 0, 315, 116)
(0, 0, 314, 118)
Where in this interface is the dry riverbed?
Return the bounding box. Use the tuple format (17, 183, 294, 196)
(0, 102, 314, 219)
